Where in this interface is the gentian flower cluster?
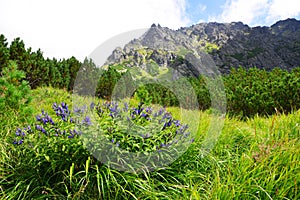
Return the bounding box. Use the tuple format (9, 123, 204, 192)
(36, 110, 55, 125)
(53, 102, 70, 122)
(13, 102, 92, 145)
(94, 100, 194, 152)
(13, 126, 32, 145)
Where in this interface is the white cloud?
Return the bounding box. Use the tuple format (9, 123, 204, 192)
(267, 0, 300, 24)
(0, 0, 189, 61)
(209, 0, 300, 26)
(198, 4, 207, 12)
(209, 0, 269, 26)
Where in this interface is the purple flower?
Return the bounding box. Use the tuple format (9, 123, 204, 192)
(41, 128, 46, 134)
(145, 107, 152, 113)
(116, 142, 120, 147)
(35, 125, 42, 131)
(123, 102, 129, 112)
(141, 133, 150, 139)
(90, 102, 95, 110)
(141, 113, 148, 118)
(160, 143, 166, 147)
(36, 115, 42, 121)
(15, 128, 21, 136)
(82, 116, 92, 126)
(173, 120, 180, 127)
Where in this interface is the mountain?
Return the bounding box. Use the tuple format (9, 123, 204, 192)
(105, 18, 300, 75)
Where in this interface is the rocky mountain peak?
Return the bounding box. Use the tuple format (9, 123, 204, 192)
(106, 18, 300, 74)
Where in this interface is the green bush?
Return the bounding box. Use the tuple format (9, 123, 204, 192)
(0, 61, 32, 116)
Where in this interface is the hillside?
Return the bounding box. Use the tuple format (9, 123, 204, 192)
(106, 18, 300, 74)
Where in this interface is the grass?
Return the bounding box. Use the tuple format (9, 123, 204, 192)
(0, 87, 299, 199)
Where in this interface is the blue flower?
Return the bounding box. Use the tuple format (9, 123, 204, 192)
(35, 125, 42, 131)
(173, 120, 180, 127)
(141, 113, 148, 118)
(41, 128, 47, 134)
(123, 102, 129, 112)
(15, 128, 21, 136)
(82, 116, 92, 126)
(116, 141, 120, 147)
(141, 133, 150, 139)
(68, 134, 74, 139)
(36, 115, 42, 121)
(90, 102, 95, 110)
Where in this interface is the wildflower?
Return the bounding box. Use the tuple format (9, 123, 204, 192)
(36, 115, 42, 121)
(141, 113, 148, 118)
(90, 102, 95, 110)
(82, 116, 92, 126)
(21, 131, 26, 137)
(123, 102, 129, 112)
(41, 128, 47, 134)
(145, 107, 152, 113)
(36, 125, 42, 131)
(158, 108, 164, 116)
(73, 106, 82, 114)
(116, 141, 120, 147)
(15, 128, 22, 136)
(173, 120, 180, 127)
(141, 133, 150, 139)
(160, 143, 166, 147)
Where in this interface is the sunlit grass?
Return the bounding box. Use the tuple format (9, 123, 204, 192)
(0, 87, 299, 199)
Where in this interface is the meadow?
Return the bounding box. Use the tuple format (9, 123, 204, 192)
(0, 86, 299, 199)
(0, 36, 299, 199)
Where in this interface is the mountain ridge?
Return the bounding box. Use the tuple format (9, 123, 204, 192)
(106, 18, 300, 74)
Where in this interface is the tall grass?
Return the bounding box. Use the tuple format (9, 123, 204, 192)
(0, 87, 299, 199)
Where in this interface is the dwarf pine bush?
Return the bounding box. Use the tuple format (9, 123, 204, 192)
(0, 61, 32, 116)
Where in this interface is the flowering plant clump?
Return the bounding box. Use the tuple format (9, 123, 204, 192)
(13, 102, 89, 145)
(82, 101, 194, 153)
(13, 100, 193, 172)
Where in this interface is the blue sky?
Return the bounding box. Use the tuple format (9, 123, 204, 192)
(0, 0, 299, 60)
(186, 0, 224, 24)
(186, 0, 300, 26)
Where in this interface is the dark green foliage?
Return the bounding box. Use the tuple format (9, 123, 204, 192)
(224, 67, 300, 118)
(0, 61, 32, 116)
(0, 34, 9, 70)
(96, 66, 122, 99)
(95, 65, 300, 118)
(0, 34, 81, 91)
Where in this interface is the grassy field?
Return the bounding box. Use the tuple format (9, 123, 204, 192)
(0, 87, 299, 199)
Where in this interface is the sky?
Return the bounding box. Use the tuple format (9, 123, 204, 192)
(1, 0, 300, 61)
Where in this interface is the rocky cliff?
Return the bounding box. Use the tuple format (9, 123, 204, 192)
(106, 18, 300, 74)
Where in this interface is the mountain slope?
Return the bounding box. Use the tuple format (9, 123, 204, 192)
(106, 18, 300, 74)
